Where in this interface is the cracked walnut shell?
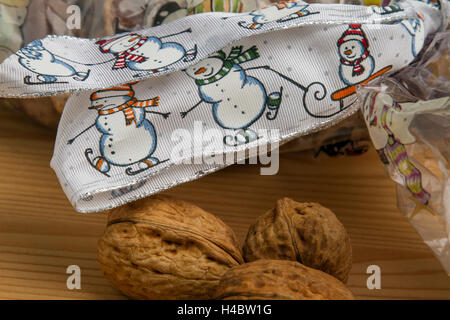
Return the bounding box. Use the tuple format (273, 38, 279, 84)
(243, 198, 352, 282)
(214, 260, 354, 300)
(98, 195, 244, 299)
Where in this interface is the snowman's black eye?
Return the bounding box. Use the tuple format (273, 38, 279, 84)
(351, 46, 355, 49)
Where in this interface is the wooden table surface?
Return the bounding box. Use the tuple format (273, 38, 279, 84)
(0, 106, 449, 300)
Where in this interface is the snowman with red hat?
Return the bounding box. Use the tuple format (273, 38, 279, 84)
(67, 82, 169, 177)
(95, 29, 197, 75)
(337, 24, 375, 86)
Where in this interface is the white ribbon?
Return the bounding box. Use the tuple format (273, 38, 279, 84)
(0, 0, 444, 212)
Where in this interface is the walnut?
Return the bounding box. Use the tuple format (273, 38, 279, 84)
(98, 195, 244, 300)
(18, 97, 61, 128)
(214, 260, 354, 300)
(1, 94, 67, 129)
(49, 93, 70, 115)
(243, 198, 352, 282)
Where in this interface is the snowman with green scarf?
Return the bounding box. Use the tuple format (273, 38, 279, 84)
(183, 45, 283, 145)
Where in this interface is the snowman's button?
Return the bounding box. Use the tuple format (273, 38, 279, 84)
(241, 111, 245, 114)
(111, 151, 116, 155)
(109, 138, 113, 141)
(234, 105, 237, 108)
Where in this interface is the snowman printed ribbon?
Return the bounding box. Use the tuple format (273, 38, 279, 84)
(0, 0, 445, 212)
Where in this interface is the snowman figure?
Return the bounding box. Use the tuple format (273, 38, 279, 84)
(17, 40, 90, 85)
(95, 29, 197, 75)
(401, 15, 425, 57)
(362, 92, 430, 204)
(371, 3, 403, 15)
(182, 46, 283, 145)
(238, 1, 317, 30)
(67, 82, 169, 177)
(0, 0, 28, 63)
(337, 24, 375, 86)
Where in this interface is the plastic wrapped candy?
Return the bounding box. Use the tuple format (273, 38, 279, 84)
(357, 31, 450, 273)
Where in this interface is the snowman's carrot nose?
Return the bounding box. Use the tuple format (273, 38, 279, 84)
(344, 49, 352, 55)
(128, 36, 139, 42)
(89, 104, 102, 109)
(195, 67, 206, 75)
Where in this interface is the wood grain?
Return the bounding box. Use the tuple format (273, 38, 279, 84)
(0, 106, 449, 300)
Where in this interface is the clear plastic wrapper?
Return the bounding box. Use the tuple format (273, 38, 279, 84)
(357, 31, 450, 273)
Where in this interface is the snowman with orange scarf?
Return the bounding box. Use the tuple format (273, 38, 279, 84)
(67, 82, 169, 177)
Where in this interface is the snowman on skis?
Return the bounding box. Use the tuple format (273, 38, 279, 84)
(183, 45, 283, 145)
(332, 24, 392, 109)
(238, 1, 318, 30)
(337, 24, 375, 86)
(67, 82, 169, 177)
(96, 29, 197, 75)
(17, 40, 91, 85)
